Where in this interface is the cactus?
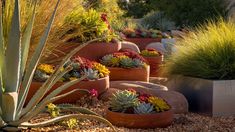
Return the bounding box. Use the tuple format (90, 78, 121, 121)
(120, 57, 135, 68)
(109, 90, 139, 112)
(134, 103, 155, 114)
(84, 68, 99, 80)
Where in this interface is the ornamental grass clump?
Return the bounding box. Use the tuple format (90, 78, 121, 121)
(164, 20, 235, 80)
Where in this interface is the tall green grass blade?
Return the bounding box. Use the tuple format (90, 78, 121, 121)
(20, 0, 37, 81)
(3, 0, 21, 92)
(17, 0, 61, 113)
(0, 1, 5, 95)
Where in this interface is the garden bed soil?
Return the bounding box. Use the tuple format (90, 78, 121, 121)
(22, 100, 235, 132)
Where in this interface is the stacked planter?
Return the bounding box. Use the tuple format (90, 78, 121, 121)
(108, 66, 150, 82)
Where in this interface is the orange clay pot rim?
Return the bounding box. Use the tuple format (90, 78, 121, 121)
(125, 37, 162, 39)
(107, 65, 149, 69)
(106, 108, 172, 116)
(32, 75, 109, 83)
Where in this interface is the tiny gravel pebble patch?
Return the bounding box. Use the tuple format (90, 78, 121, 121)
(22, 100, 235, 132)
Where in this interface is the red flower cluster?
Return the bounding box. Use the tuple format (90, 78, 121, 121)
(127, 88, 151, 103)
(89, 89, 98, 97)
(72, 56, 95, 69)
(101, 13, 110, 29)
(120, 49, 147, 63)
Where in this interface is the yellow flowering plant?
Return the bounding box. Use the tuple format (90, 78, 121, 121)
(148, 96, 170, 112)
(140, 48, 162, 57)
(37, 64, 55, 74)
(93, 62, 110, 78)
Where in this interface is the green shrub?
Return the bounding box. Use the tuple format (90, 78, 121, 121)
(141, 11, 175, 31)
(156, 0, 228, 27)
(164, 20, 235, 80)
(58, 9, 110, 43)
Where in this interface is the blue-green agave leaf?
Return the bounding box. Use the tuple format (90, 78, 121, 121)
(17, 0, 61, 114)
(20, 1, 37, 81)
(3, 0, 21, 92)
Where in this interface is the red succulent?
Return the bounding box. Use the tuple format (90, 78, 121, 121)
(138, 93, 151, 103)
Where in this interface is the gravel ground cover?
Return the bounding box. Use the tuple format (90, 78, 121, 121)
(22, 100, 235, 132)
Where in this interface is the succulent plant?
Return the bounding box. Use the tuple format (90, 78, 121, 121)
(134, 103, 155, 114)
(71, 71, 81, 78)
(148, 96, 170, 112)
(133, 58, 146, 68)
(100, 54, 114, 66)
(120, 57, 135, 68)
(84, 68, 99, 80)
(109, 90, 139, 112)
(141, 31, 148, 38)
(33, 70, 50, 82)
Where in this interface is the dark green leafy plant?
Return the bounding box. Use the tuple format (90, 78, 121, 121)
(164, 20, 235, 80)
(155, 0, 228, 27)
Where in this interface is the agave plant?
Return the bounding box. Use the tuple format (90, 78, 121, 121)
(0, 0, 115, 131)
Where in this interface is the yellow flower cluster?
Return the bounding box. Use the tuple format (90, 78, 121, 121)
(110, 55, 129, 67)
(37, 64, 54, 74)
(93, 63, 110, 78)
(46, 103, 60, 117)
(148, 96, 170, 112)
(140, 50, 160, 57)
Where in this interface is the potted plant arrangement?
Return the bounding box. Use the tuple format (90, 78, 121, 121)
(106, 89, 173, 128)
(164, 20, 235, 116)
(27, 57, 110, 104)
(100, 49, 150, 82)
(122, 28, 171, 50)
(44, 9, 121, 63)
(140, 48, 164, 77)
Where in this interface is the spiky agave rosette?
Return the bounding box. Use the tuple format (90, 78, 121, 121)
(109, 89, 171, 114)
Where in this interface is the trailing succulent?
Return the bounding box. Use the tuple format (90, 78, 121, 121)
(109, 89, 171, 114)
(100, 50, 148, 69)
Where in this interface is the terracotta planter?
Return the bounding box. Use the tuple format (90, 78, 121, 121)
(144, 55, 164, 77)
(43, 41, 121, 64)
(26, 76, 109, 104)
(125, 38, 161, 50)
(106, 108, 174, 128)
(108, 66, 150, 82)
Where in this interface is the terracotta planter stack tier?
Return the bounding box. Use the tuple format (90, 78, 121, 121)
(108, 66, 150, 82)
(106, 109, 174, 128)
(125, 38, 161, 50)
(26, 76, 110, 105)
(44, 42, 121, 64)
(144, 55, 164, 77)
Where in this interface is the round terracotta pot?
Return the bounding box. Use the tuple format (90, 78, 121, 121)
(144, 55, 164, 77)
(108, 66, 150, 82)
(43, 41, 121, 64)
(106, 108, 174, 128)
(25, 76, 110, 105)
(125, 38, 161, 50)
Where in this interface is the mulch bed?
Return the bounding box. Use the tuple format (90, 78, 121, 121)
(22, 100, 235, 132)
